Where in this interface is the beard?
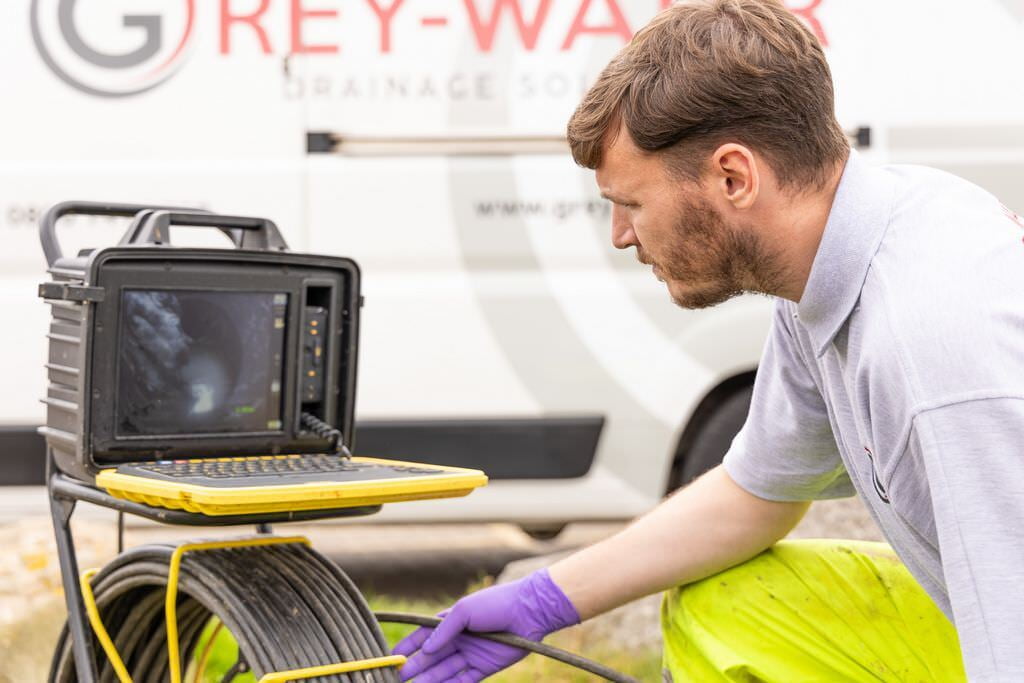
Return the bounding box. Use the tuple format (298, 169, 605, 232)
(640, 195, 786, 309)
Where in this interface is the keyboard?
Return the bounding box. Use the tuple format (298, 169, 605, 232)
(115, 454, 447, 488)
(98, 454, 489, 515)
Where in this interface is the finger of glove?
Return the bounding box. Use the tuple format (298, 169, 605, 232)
(422, 605, 471, 655)
(393, 626, 433, 657)
(398, 644, 456, 683)
(395, 651, 444, 679)
(405, 652, 469, 683)
(454, 669, 485, 683)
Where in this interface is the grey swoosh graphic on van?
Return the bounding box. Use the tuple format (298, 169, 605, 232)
(996, 0, 1024, 22)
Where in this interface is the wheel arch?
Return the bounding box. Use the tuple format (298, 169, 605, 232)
(666, 369, 757, 493)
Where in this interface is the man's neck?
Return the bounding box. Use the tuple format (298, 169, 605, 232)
(767, 156, 848, 303)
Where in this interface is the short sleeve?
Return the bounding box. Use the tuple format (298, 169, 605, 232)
(723, 300, 853, 501)
(910, 397, 1024, 681)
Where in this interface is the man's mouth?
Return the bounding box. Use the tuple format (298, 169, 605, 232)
(636, 250, 665, 281)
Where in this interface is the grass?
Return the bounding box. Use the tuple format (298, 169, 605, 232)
(188, 584, 661, 681)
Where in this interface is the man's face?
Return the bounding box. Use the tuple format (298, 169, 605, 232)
(595, 128, 773, 309)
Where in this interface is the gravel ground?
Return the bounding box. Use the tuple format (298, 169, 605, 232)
(0, 518, 117, 683)
(790, 495, 882, 542)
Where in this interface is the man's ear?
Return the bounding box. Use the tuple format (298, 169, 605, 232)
(710, 144, 759, 210)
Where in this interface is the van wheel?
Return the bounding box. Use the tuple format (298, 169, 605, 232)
(520, 524, 567, 541)
(669, 383, 754, 492)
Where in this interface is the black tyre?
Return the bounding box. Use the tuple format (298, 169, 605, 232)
(669, 382, 754, 492)
(520, 524, 567, 541)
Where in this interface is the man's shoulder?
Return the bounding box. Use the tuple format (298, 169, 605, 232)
(858, 269, 1024, 400)
(882, 162, 1017, 232)
(880, 162, 988, 201)
(868, 163, 1023, 302)
(854, 165, 1024, 395)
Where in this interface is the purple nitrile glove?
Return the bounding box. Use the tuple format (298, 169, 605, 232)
(392, 568, 580, 682)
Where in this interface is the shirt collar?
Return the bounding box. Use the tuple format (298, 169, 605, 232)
(797, 150, 896, 357)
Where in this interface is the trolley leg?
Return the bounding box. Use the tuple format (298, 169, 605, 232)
(48, 467, 99, 682)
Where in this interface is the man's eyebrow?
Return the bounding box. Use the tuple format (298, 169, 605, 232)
(600, 191, 627, 203)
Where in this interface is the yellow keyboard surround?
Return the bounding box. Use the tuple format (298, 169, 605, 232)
(96, 456, 488, 516)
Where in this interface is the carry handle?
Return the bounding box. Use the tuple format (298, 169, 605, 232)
(39, 201, 209, 267)
(123, 210, 289, 252)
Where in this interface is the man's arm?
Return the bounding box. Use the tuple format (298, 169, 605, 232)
(394, 464, 809, 682)
(550, 464, 810, 619)
(394, 300, 840, 682)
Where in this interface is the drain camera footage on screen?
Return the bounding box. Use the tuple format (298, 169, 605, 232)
(117, 289, 289, 437)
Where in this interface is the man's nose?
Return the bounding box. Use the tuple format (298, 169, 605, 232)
(610, 205, 637, 250)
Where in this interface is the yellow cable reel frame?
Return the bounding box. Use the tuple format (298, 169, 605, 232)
(78, 535, 406, 683)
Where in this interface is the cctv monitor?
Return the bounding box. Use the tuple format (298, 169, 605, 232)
(38, 205, 362, 482)
(115, 288, 289, 437)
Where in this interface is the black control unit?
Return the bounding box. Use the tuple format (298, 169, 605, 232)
(37, 202, 363, 483)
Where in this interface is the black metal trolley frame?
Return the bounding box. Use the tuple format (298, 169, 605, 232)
(46, 448, 382, 682)
(36, 202, 382, 680)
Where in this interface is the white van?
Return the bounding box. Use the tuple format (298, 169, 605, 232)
(3, 0, 1023, 533)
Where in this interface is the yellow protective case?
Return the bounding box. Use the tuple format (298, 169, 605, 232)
(95, 456, 488, 516)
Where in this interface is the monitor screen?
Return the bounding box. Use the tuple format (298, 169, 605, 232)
(116, 289, 288, 436)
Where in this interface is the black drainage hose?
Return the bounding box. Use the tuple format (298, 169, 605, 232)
(374, 613, 639, 683)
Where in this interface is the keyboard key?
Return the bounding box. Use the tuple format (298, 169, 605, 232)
(116, 454, 452, 489)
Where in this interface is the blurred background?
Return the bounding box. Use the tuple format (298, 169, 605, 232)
(3, 1, 1024, 680)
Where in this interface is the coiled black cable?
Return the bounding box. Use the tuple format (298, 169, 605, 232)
(49, 540, 637, 683)
(301, 412, 353, 458)
(49, 541, 398, 683)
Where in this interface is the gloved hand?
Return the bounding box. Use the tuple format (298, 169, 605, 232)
(393, 568, 580, 682)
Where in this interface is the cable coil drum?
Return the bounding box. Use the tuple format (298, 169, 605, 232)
(49, 542, 400, 683)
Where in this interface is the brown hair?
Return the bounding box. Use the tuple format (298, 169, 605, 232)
(567, 0, 848, 190)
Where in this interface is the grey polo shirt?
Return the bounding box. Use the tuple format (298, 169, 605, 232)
(723, 151, 1024, 682)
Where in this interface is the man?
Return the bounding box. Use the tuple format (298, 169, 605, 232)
(395, 1, 1024, 680)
